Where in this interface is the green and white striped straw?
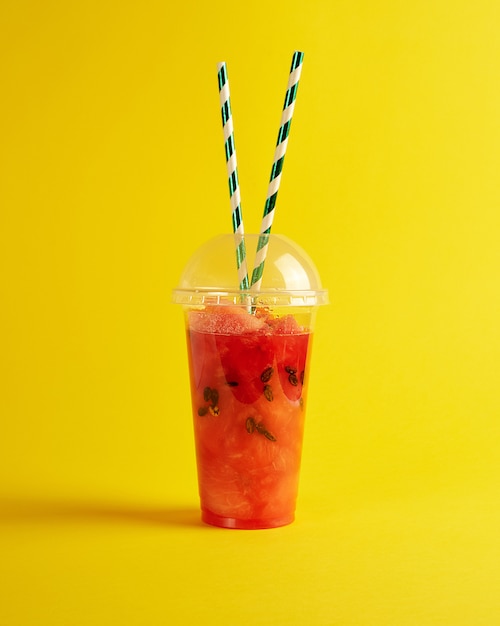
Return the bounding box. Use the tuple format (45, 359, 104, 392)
(251, 50, 304, 290)
(217, 61, 250, 291)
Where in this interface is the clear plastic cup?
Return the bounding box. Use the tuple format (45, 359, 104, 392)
(173, 234, 328, 529)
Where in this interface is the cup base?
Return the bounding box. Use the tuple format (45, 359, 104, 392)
(201, 508, 294, 530)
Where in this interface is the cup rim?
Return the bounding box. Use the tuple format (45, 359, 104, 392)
(172, 287, 329, 307)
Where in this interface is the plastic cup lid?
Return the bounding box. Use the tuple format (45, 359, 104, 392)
(172, 234, 328, 307)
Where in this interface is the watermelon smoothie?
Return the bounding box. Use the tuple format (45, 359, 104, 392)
(173, 233, 327, 529)
(186, 305, 313, 529)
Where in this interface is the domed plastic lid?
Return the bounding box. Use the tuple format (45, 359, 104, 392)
(172, 234, 328, 307)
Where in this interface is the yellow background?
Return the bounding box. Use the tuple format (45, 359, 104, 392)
(1, 0, 500, 624)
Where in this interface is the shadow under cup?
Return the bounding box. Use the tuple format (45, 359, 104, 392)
(173, 234, 328, 529)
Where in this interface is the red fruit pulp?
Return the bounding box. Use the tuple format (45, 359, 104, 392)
(186, 306, 312, 529)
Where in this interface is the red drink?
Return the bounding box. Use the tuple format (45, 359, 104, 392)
(186, 306, 312, 529)
(173, 233, 328, 529)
